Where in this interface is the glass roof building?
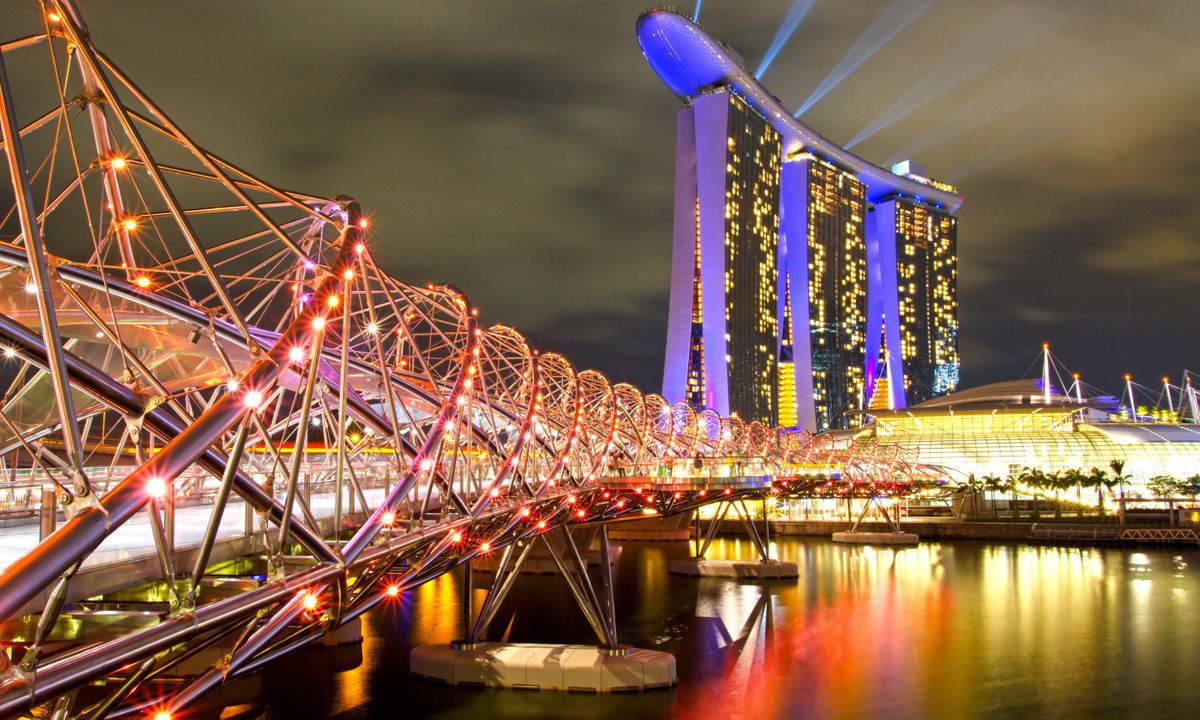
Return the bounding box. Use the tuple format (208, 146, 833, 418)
(851, 380, 1200, 493)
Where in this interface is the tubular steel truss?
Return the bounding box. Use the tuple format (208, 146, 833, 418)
(0, 3, 937, 717)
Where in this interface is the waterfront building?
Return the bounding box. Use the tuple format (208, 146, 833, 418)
(850, 379, 1200, 495)
(663, 89, 782, 425)
(640, 9, 964, 433)
(866, 161, 959, 408)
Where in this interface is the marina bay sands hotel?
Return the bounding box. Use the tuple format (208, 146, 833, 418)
(639, 8, 964, 432)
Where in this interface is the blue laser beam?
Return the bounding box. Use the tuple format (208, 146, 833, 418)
(846, 5, 1072, 149)
(694, 0, 703, 22)
(794, 0, 936, 117)
(755, 0, 819, 80)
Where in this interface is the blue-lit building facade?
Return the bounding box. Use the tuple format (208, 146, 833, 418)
(641, 9, 964, 431)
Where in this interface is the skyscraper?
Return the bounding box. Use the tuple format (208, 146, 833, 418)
(866, 186, 960, 407)
(780, 154, 869, 432)
(640, 8, 964, 433)
(663, 89, 782, 425)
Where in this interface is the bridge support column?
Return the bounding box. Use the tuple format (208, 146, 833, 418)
(411, 526, 676, 691)
(832, 497, 919, 545)
(672, 498, 799, 579)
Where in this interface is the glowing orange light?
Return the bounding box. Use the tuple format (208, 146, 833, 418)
(536, 520, 547, 530)
(381, 511, 396, 526)
(576, 509, 586, 518)
(152, 712, 171, 720)
(358, 218, 369, 229)
(566, 495, 576, 504)
(288, 346, 305, 363)
(312, 316, 326, 330)
(110, 156, 127, 170)
(450, 531, 463, 543)
(616, 500, 625, 508)
(489, 488, 500, 497)
(46, 11, 61, 23)
(134, 275, 151, 289)
(327, 294, 340, 308)
(355, 242, 366, 254)
(520, 508, 531, 517)
(243, 390, 263, 408)
(479, 541, 491, 553)
(342, 269, 354, 281)
(145, 477, 167, 498)
(386, 584, 400, 597)
(301, 592, 319, 611)
(121, 218, 138, 232)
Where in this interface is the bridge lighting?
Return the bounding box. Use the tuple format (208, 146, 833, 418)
(225, 378, 239, 392)
(385, 584, 400, 597)
(152, 712, 171, 720)
(110, 156, 127, 170)
(288, 346, 305, 364)
(479, 541, 491, 553)
(366, 322, 378, 335)
(46, 11, 62, 23)
(450, 531, 463, 543)
(145, 477, 167, 498)
(311, 316, 326, 330)
(576, 509, 586, 518)
(2, 347, 15, 359)
(121, 218, 138, 232)
(566, 495, 576, 504)
(301, 592, 319, 612)
(381, 511, 396, 526)
(616, 500, 625, 509)
(342, 269, 354, 281)
(354, 242, 366, 254)
(327, 294, 339, 308)
(24, 282, 36, 294)
(419, 458, 434, 472)
(358, 218, 369, 229)
(243, 390, 263, 408)
(520, 507, 531, 517)
(489, 487, 500, 497)
(536, 519, 547, 530)
(134, 275, 152, 289)
(303, 260, 316, 272)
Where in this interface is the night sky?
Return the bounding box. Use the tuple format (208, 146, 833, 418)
(57, 0, 1200, 397)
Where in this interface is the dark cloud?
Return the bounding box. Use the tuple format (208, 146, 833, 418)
(67, 0, 1200, 395)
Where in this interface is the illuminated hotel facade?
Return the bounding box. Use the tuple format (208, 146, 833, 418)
(642, 8, 965, 431)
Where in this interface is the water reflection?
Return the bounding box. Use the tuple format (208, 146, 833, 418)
(257, 538, 1200, 719)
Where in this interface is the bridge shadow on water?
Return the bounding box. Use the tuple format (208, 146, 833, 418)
(255, 537, 1200, 720)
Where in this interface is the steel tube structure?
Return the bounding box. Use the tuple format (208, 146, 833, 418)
(0, 3, 939, 716)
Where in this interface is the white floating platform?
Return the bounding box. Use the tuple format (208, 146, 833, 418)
(409, 642, 676, 692)
(668, 558, 799, 579)
(832, 531, 920, 545)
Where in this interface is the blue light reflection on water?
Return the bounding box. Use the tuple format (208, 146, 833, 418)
(257, 537, 1200, 719)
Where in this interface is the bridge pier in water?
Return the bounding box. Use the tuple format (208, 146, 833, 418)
(410, 525, 677, 692)
(832, 496, 920, 545)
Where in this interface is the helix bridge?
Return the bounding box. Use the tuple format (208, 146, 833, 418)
(0, 2, 940, 717)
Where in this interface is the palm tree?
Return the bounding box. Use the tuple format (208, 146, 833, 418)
(982, 474, 1005, 519)
(1020, 467, 1045, 520)
(1109, 459, 1131, 524)
(1005, 472, 1021, 519)
(1062, 469, 1085, 516)
(955, 474, 984, 518)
